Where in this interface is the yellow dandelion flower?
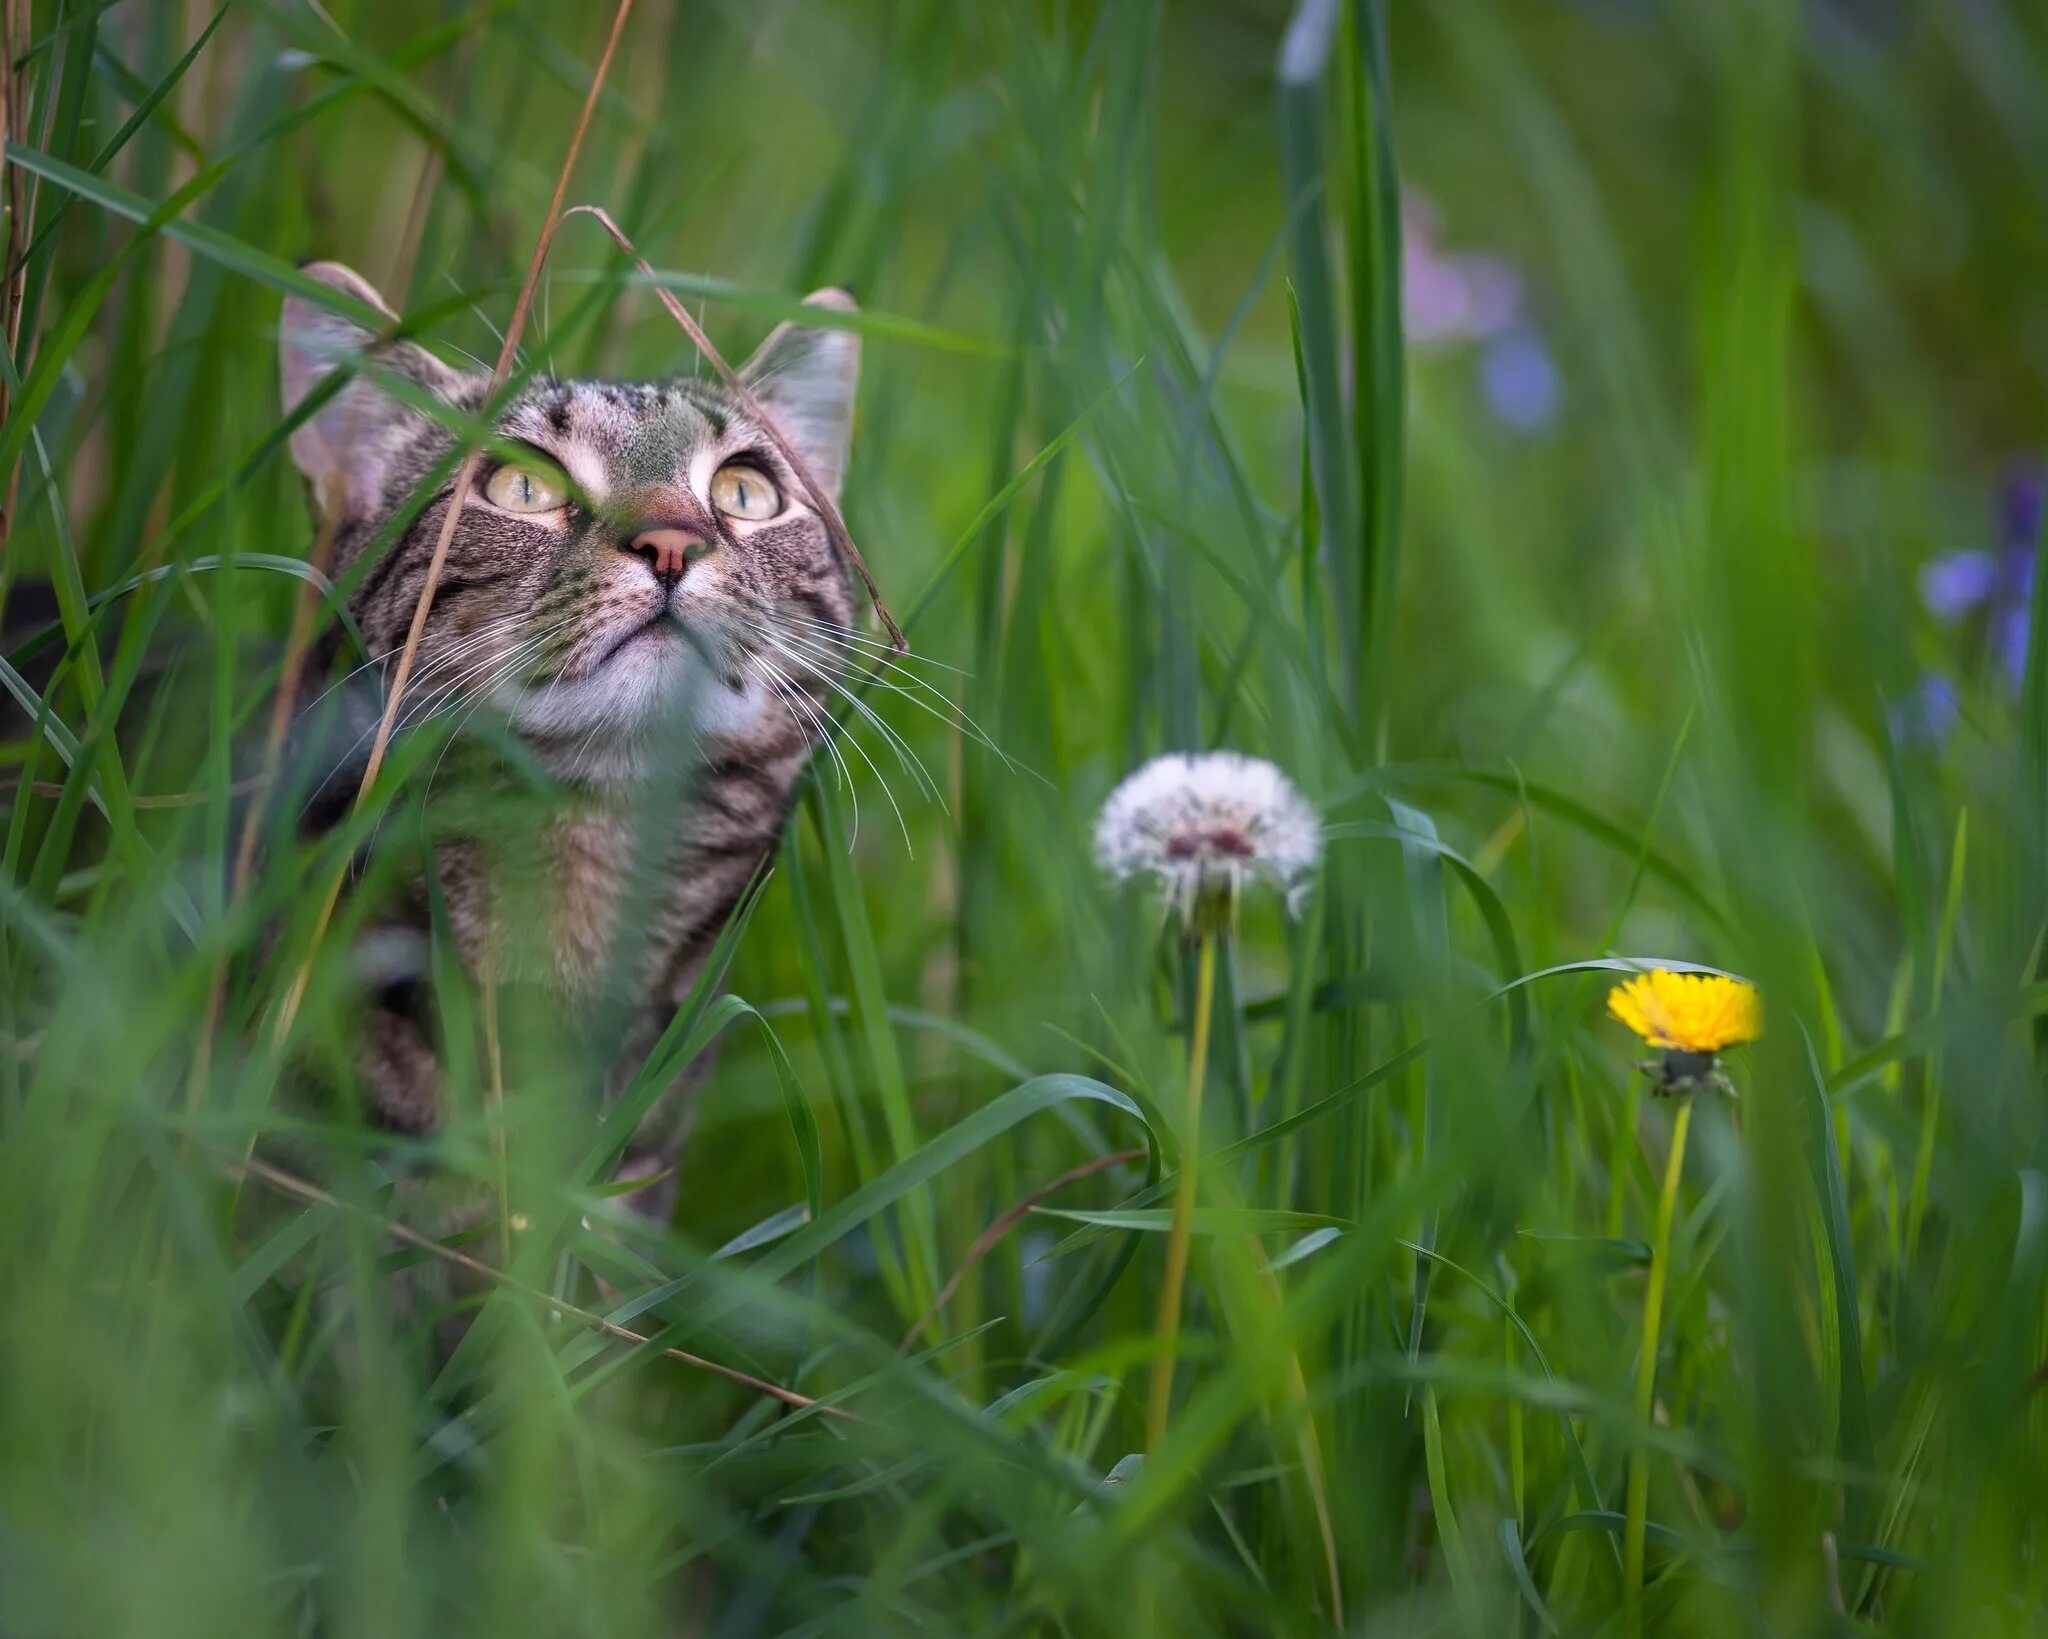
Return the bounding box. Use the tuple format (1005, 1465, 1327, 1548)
(1609, 970, 1760, 1095)
(1608, 969, 1760, 1052)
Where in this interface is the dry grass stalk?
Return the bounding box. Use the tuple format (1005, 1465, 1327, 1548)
(559, 202, 905, 651)
(186, 487, 345, 1127)
(268, 0, 636, 1049)
(897, 1148, 1144, 1354)
(233, 1151, 853, 1421)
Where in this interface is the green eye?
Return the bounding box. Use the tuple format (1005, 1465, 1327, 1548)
(484, 460, 568, 514)
(710, 463, 781, 522)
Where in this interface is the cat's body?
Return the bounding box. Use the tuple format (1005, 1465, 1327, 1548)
(278, 263, 861, 1205)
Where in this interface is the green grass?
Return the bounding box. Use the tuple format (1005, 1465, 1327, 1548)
(4, 0, 2048, 1633)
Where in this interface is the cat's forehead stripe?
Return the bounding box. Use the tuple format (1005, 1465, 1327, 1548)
(545, 381, 744, 440)
(505, 379, 756, 497)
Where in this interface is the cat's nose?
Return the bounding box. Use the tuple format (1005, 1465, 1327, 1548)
(623, 527, 704, 587)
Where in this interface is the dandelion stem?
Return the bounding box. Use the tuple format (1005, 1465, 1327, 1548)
(1625, 1094, 1693, 1639)
(1148, 932, 1218, 1452)
(480, 937, 511, 1270)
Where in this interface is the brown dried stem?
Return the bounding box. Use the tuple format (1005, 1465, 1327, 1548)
(898, 1148, 1144, 1355)
(186, 488, 345, 1130)
(269, 0, 636, 1049)
(0, 0, 25, 557)
(232, 1151, 852, 1421)
(559, 203, 905, 651)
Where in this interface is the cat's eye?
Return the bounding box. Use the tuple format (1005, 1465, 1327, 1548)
(483, 460, 568, 515)
(710, 463, 781, 522)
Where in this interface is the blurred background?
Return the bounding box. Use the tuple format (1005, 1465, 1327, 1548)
(2, 1, 2046, 1634)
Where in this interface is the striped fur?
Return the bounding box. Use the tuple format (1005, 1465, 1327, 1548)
(280, 263, 860, 1195)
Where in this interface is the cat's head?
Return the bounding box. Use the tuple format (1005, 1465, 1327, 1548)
(279, 261, 860, 763)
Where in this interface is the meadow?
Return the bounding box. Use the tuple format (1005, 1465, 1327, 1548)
(2, 1, 2046, 1634)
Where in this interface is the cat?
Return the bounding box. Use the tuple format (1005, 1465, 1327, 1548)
(276, 260, 861, 1220)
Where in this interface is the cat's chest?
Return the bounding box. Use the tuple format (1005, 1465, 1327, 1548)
(529, 809, 734, 998)
(446, 759, 799, 1005)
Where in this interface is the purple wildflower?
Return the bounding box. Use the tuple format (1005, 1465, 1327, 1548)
(1889, 673, 1959, 748)
(1918, 460, 2042, 697)
(1401, 195, 1523, 346)
(1400, 189, 1565, 435)
(2001, 464, 2045, 553)
(1480, 328, 1561, 434)
(1999, 606, 2032, 691)
(1919, 551, 1998, 622)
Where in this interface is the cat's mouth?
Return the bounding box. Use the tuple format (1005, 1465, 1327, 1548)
(503, 602, 757, 747)
(596, 609, 686, 670)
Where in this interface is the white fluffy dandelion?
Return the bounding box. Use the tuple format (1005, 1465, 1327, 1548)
(1092, 751, 1322, 927)
(1093, 750, 1323, 1458)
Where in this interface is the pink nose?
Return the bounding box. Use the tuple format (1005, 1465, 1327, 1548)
(626, 527, 704, 585)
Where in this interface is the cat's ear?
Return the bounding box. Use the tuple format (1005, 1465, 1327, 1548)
(279, 261, 466, 519)
(738, 289, 860, 500)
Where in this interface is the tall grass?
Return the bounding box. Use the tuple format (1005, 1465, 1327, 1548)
(2, 1, 2047, 1633)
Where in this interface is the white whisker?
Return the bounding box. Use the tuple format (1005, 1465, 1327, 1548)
(775, 612, 972, 678)
(766, 619, 1022, 780)
(756, 650, 912, 853)
(395, 631, 559, 734)
(324, 617, 580, 775)
(447, 268, 524, 376)
(758, 632, 945, 813)
(750, 654, 868, 849)
(295, 609, 536, 727)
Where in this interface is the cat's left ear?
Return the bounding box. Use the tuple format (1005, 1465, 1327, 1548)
(279, 261, 470, 521)
(738, 289, 860, 501)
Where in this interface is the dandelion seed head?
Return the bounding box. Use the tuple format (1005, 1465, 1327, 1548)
(1092, 751, 1321, 929)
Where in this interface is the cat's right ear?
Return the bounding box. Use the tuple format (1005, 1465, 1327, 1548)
(279, 262, 462, 518)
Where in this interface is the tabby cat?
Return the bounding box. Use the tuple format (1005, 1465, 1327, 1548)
(278, 261, 861, 1213)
